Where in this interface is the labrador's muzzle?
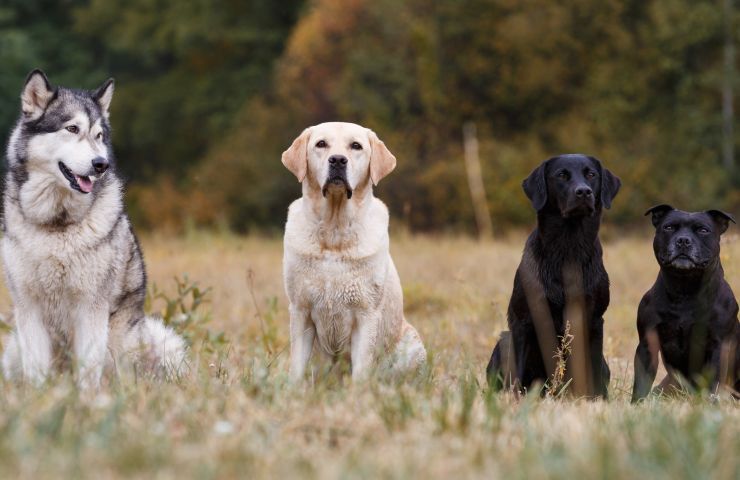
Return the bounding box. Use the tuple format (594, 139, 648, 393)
(322, 155, 353, 199)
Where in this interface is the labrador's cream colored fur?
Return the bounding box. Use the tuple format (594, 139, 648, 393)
(282, 122, 426, 381)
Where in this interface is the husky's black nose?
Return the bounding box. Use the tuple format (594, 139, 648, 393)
(92, 157, 109, 174)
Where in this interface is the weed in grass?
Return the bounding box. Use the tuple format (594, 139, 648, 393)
(376, 385, 416, 431)
(148, 275, 229, 355)
(247, 268, 281, 356)
(547, 319, 574, 398)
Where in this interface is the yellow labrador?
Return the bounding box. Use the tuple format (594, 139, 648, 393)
(282, 122, 426, 382)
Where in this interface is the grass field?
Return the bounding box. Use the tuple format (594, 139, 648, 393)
(0, 231, 738, 479)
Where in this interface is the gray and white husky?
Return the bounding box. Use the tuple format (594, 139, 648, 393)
(1, 70, 187, 388)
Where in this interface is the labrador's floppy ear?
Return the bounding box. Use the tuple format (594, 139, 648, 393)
(589, 156, 621, 209)
(368, 130, 396, 185)
(93, 78, 115, 118)
(21, 69, 56, 121)
(645, 204, 675, 228)
(705, 209, 736, 235)
(522, 158, 552, 211)
(281, 128, 311, 182)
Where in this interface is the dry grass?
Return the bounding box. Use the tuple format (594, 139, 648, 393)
(0, 231, 738, 479)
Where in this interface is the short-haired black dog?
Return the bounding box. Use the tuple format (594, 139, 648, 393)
(487, 154, 620, 398)
(632, 205, 739, 401)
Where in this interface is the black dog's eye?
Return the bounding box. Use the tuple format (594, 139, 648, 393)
(585, 171, 596, 180)
(316, 140, 327, 148)
(697, 226, 710, 234)
(663, 225, 675, 232)
(557, 170, 569, 180)
(65, 125, 79, 134)
(350, 142, 363, 150)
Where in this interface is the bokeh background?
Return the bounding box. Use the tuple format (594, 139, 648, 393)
(1, 0, 738, 234)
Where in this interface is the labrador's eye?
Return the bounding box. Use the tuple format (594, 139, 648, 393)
(65, 125, 79, 134)
(558, 171, 569, 180)
(351, 142, 363, 150)
(585, 171, 596, 180)
(316, 140, 327, 148)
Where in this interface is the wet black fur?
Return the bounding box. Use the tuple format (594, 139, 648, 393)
(487, 154, 620, 398)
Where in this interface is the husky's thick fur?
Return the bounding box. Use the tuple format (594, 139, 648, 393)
(1, 70, 186, 388)
(282, 122, 426, 382)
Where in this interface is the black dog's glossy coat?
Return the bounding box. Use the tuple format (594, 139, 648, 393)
(632, 206, 739, 401)
(486, 154, 620, 398)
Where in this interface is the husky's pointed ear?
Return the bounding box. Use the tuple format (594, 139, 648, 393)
(282, 128, 311, 182)
(21, 69, 56, 120)
(705, 209, 736, 235)
(645, 204, 675, 228)
(522, 158, 552, 211)
(368, 130, 396, 185)
(588, 156, 621, 209)
(93, 78, 115, 118)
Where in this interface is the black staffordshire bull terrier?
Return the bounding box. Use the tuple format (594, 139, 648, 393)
(487, 154, 620, 398)
(632, 205, 739, 401)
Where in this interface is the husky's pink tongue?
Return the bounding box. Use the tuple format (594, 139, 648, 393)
(75, 175, 93, 193)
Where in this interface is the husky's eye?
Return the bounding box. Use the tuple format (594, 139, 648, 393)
(350, 142, 363, 150)
(65, 125, 79, 134)
(316, 140, 327, 148)
(96, 132, 103, 140)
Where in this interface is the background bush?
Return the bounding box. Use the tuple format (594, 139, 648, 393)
(1, 0, 738, 233)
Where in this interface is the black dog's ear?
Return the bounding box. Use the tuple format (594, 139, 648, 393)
(645, 204, 675, 228)
(522, 158, 552, 211)
(705, 209, 736, 235)
(588, 156, 621, 209)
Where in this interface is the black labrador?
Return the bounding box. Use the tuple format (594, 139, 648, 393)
(486, 154, 620, 398)
(632, 206, 739, 401)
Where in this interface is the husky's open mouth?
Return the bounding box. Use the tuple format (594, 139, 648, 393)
(58, 162, 95, 194)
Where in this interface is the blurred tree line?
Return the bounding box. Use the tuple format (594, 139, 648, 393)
(1, 0, 738, 233)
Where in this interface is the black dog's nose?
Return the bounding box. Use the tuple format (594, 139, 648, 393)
(575, 186, 593, 197)
(676, 236, 692, 247)
(91, 157, 109, 174)
(328, 155, 348, 166)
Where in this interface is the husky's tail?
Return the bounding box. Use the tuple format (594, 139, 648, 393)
(120, 316, 189, 380)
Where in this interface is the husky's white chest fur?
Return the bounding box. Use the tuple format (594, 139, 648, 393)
(4, 178, 121, 295)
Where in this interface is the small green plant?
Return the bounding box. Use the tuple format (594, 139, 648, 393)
(247, 269, 280, 355)
(457, 373, 479, 432)
(376, 386, 415, 431)
(433, 390, 451, 433)
(147, 276, 228, 354)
